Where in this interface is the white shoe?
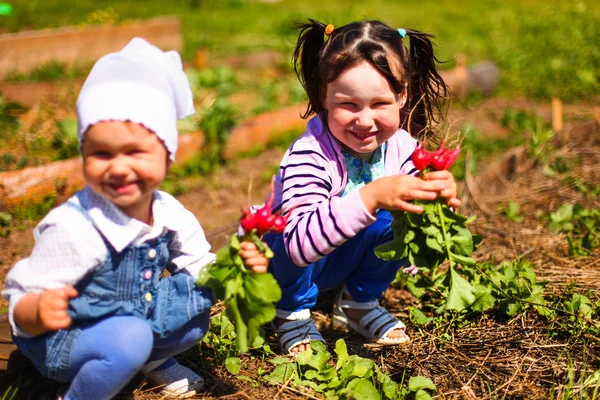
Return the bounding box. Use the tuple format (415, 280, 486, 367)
(146, 361, 205, 398)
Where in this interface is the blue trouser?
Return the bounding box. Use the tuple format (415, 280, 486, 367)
(266, 210, 405, 311)
(63, 312, 209, 400)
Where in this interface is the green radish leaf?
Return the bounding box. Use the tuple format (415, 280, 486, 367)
(350, 356, 374, 378)
(374, 236, 406, 261)
(197, 232, 281, 353)
(225, 357, 241, 375)
(470, 284, 496, 312)
(265, 363, 296, 384)
(408, 376, 436, 392)
(414, 389, 434, 400)
(444, 266, 476, 311)
(345, 378, 380, 400)
(425, 236, 444, 254)
(409, 306, 433, 326)
(335, 339, 349, 370)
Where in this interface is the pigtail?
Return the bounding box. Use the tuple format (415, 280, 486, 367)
(293, 19, 329, 119)
(400, 30, 448, 141)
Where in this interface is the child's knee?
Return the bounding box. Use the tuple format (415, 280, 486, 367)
(104, 317, 154, 370)
(365, 211, 394, 244)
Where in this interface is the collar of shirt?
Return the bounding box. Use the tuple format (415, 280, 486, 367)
(71, 187, 186, 252)
(340, 142, 386, 198)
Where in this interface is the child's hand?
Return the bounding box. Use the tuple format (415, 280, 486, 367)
(239, 241, 269, 273)
(423, 170, 461, 209)
(37, 286, 78, 331)
(360, 174, 450, 214)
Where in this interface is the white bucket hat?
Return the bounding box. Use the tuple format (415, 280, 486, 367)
(76, 37, 194, 161)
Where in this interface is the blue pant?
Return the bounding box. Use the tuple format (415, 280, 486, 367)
(267, 210, 405, 311)
(63, 313, 209, 400)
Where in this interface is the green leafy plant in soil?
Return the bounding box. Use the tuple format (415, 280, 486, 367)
(499, 200, 524, 223)
(200, 313, 244, 375)
(52, 118, 79, 160)
(264, 339, 437, 400)
(0, 95, 25, 139)
(548, 203, 600, 256)
(0, 211, 12, 238)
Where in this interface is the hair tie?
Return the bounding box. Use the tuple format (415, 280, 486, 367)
(325, 24, 335, 37)
(397, 28, 407, 38)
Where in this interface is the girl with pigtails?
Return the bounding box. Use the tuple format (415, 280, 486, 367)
(263, 19, 462, 354)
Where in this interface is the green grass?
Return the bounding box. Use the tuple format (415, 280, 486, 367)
(2, 0, 599, 101)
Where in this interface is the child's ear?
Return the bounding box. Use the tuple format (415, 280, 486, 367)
(398, 89, 408, 108)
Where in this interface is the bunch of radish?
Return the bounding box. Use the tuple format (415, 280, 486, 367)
(197, 178, 285, 352)
(240, 181, 288, 236)
(412, 140, 460, 172)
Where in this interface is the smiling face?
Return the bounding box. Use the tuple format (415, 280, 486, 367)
(82, 121, 169, 223)
(324, 61, 406, 155)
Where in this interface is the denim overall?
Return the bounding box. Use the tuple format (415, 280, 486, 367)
(12, 202, 212, 382)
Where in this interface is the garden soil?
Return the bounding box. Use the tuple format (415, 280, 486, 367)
(0, 98, 598, 399)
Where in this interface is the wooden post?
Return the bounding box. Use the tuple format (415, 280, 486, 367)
(552, 97, 564, 137)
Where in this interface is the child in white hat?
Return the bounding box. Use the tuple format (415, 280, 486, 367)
(2, 38, 268, 399)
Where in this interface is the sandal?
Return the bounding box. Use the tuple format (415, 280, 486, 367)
(272, 309, 326, 355)
(332, 286, 410, 345)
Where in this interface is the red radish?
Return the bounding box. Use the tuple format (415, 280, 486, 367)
(240, 212, 256, 232)
(434, 139, 447, 155)
(255, 206, 274, 235)
(271, 215, 287, 234)
(443, 146, 460, 170)
(431, 150, 449, 170)
(412, 146, 432, 171)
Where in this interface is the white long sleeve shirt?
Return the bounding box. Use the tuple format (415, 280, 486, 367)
(2, 186, 215, 337)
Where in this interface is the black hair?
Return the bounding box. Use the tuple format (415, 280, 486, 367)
(292, 19, 448, 141)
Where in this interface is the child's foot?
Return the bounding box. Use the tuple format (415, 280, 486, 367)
(146, 358, 205, 398)
(272, 309, 325, 355)
(333, 288, 410, 344)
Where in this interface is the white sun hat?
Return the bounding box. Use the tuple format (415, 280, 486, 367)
(76, 37, 194, 161)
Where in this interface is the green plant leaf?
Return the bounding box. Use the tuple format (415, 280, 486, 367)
(225, 357, 241, 375)
(409, 307, 433, 326)
(414, 389, 434, 400)
(265, 363, 296, 384)
(444, 266, 476, 311)
(335, 339, 349, 370)
(345, 378, 380, 400)
(374, 237, 406, 261)
(503, 200, 524, 222)
(0, 212, 11, 227)
(470, 284, 496, 312)
(408, 376, 436, 392)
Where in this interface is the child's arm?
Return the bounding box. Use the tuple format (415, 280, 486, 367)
(3, 204, 106, 337)
(239, 241, 269, 273)
(13, 286, 78, 336)
(278, 151, 376, 267)
(359, 169, 461, 215)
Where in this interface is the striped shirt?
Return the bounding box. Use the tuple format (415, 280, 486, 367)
(272, 115, 418, 266)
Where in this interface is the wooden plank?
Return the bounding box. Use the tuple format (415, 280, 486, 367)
(0, 312, 20, 372)
(0, 16, 181, 78)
